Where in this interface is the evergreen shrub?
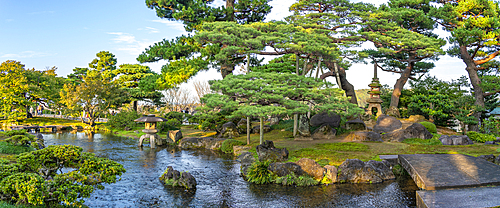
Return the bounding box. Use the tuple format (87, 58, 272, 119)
(106, 110, 141, 130)
(246, 161, 275, 184)
(466, 131, 497, 143)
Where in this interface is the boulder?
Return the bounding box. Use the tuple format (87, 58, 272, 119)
(310, 112, 341, 127)
(311, 124, 337, 140)
(270, 116, 280, 126)
(382, 123, 433, 142)
(345, 131, 383, 142)
(159, 166, 197, 189)
(337, 159, 395, 183)
(167, 130, 182, 143)
(439, 135, 473, 145)
(256, 140, 289, 162)
(220, 122, 239, 138)
(233, 145, 251, 156)
(373, 115, 402, 134)
(295, 158, 325, 181)
(407, 115, 426, 123)
(236, 119, 249, 134)
(268, 162, 306, 177)
(178, 137, 226, 150)
(324, 165, 338, 184)
(345, 119, 367, 131)
(297, 114, 311, 137)
(252, 125, 271, 134)
(495, 156, 500, 166)
(478, 154, 495, 163)
(485, 141, 498, 145)
(238, 152, 256, 177)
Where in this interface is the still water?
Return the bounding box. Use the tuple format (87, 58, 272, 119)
(42, 132, 418, 208)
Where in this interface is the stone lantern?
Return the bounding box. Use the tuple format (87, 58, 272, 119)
(367, 64, 383, 117)
(134, 114, 167, 148)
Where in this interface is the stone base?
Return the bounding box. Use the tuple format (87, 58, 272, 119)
(138, 133, 161, 148)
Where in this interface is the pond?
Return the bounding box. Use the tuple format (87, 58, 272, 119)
(42, 132, 419, 208)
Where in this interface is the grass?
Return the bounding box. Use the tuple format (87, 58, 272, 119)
(0, 141, 35, 154)
(0, 201, 84, 208)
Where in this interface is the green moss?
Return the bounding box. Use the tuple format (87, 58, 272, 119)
(317, 142, 369, 152)
(402, 138, 442, 145)
(220, 139, 246, 154)
(419, 121, 437, 133)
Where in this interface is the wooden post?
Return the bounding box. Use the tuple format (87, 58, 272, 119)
(260, 117, 264, 144)
(293, 114, 298, 137)
(246, 116, 250, 145)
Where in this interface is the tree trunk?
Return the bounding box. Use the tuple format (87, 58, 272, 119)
(293, 114, 298, 136)
(247, 116, 250, 145)
(259, 117, 264, 144)
(221, 64, 234, 78)
(460, 45, 485, 132)
(133, 100, 138, 112)
(226, 0, 235, 21)
(388, 61, 414, 117)
(323, 61, 358, 105)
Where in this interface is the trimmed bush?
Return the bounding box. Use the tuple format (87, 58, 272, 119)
(419, 121, 437, 133)
(220, 139, 246, 154)
(466, 131, 497, 143)
(0, 145, 125, 207)
(0, 142, 35, 154)
(157, 119, 182, 132)
(106, 110, 142, 130)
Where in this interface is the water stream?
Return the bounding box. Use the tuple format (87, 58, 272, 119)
(42, 132, 419, 208)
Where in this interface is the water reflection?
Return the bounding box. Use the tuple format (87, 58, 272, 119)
(42, 132, 418, 208)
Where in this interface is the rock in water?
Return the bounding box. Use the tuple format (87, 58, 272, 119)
(256, 140, 289, 162)
(295, 158, 325, 181)
(373, 115, 402, 134)
(268, 162, 306, 177)
(159, 166, 197, 190)
(337, 159, 394, 183)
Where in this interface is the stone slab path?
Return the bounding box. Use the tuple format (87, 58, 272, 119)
(399, 154, 500, 190)
(416, 186, 500, 208)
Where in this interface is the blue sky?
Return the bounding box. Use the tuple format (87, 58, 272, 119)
(0, 0, 470, 90)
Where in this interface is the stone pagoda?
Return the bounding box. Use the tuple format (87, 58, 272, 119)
(367, 64, 383, 116)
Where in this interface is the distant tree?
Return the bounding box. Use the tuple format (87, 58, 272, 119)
(193, 80, 211, 102)
(60, 70, 124, 127)
(113, 64, 163, 111)
(360, 0, 446, 117)
(429, 0, 500, 131)
(0, 60, 30, 120)
(89, 51, 117, 80)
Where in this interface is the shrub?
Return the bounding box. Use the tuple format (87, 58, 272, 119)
(270, 119, 294, 131)
(466, 131, 497, 143)
(106, 110, 142, 130)
(273, 172, 318, 186)
(482, 117, 500, 136)
(163, 111, 184, 121)
(158, 119, 182, 132)
(0, 142, 35, 154)
(220, 139, 246, 154)
(419, 121, 437, 133)
(0, 145, 125, 207)
(246, 161, 275, 184)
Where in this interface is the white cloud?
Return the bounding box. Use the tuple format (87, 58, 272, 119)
(145, 27, 159, 33)
(266, 0, 294, 21)
(108, 32, 137, 44)
(1, 51, 52, 59)
(152, 19, 186, 32)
